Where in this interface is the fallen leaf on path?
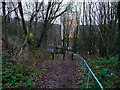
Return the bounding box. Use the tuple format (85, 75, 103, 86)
(41, 81, 43, 84)
(44, 76, 47, 78)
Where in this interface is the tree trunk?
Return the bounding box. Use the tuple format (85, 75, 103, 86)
(67, 38, 69, 49)
(18, 2, 27, 36)
(117, 1, 120, 62)
(89, 2, 92, 55)
(18, 2, 31, 46)
(36, 30, 45, 47)
(2, 2, 8, 49)
(82, 1, 85, 54)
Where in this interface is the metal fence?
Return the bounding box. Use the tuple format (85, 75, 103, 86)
(48, 48, 103, 89)
(69, 52, 103, 90)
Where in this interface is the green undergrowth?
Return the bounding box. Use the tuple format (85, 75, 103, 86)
(2, 49, 49, 88)
(77, 55, 120, 88)
(2, 62, 37, 88)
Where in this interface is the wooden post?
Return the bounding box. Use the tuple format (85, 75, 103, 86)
(72, 53, 73, 60)
(52, 52, 54, 60)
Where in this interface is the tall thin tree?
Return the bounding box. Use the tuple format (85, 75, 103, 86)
(117, 1, 120, 62)
(2, 1, 8, 48)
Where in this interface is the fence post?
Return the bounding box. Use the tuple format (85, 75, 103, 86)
(81, 60, 83, 69)
(76, 56, 79, 63)
(72, 53, 73, 60)
(84, 62, 85, 72)
(52, 52, 54, 60)
(72, 53, 103, 89)
(86, 71, 91, 88)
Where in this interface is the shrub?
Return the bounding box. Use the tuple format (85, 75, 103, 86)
(2, 52, 11, 59)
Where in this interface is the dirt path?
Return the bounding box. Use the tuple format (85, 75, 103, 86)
(37, 54, 82, 88)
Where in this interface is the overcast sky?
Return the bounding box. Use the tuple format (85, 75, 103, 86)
(0, 0, 119, 25)
(1, 0, 119, 2)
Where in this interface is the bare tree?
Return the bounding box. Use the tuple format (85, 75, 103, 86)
(18, 1, 43, 55)
(36, 0, 71, 47)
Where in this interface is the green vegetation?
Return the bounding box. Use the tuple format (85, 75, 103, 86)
(77, 55, 120, 88)
(65, 38, 73, 42)
(59, 48, 65, 54)
(2, 48, 50, 88)
(2, 63, 36, 88)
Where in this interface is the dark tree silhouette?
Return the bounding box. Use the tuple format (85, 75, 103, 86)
(2, 2, 8, 48)
(117, 1, 120, 62)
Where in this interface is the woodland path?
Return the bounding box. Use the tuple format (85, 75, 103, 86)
(36, 54, 82, 88)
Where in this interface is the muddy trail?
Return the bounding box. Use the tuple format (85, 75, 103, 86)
(36, 54, 82, 88)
